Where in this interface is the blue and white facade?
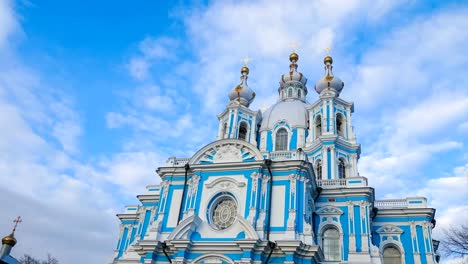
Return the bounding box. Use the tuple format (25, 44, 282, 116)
(111, 53, 439, 264)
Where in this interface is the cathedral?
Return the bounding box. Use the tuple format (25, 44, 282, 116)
(111, 52, 439, 264)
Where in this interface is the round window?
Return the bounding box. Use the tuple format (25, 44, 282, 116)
(210, 195, 237, 230)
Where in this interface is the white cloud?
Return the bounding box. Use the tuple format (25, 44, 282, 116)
(127, 37, 178, 80)
(128, 57, 150, 80)
(97, 151, 165, 194)
(183, 0, 408, 113)
(0, 0, 18, 48)
(347, 8, 468, 109)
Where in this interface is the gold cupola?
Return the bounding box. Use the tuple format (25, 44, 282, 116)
(1, 233, 16, 247)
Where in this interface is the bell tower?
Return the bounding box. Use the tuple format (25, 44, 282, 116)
(305, 54, 360, 180)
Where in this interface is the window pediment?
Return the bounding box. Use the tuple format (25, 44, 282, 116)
(376, 225, 404, 235)
(316, 206, 344, 215)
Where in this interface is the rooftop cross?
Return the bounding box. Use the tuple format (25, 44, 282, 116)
(12, 216, 22, 232)
(289, 41, 300, 52)
(242, 57, 253, 66)
(324, 47, 331, 55)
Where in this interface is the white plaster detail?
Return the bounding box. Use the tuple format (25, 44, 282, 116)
(205, 177, 246, 189)
(190, 139, 263, 164)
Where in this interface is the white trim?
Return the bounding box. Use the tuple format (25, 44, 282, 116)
(192, 253, 235, 264)
(272, 124, 291, 151)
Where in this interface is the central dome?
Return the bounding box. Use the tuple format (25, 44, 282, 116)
(260, 99, 309, 131)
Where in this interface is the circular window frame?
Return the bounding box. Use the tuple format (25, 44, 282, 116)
(207, 192, 238, 231)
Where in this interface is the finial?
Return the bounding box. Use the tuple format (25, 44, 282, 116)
(288, 41, 300, 63)
(242, 57, 253, 66)
(289, 41, 300, 53)
(241, 57, 252, 75)
(324, 47, 333, 64)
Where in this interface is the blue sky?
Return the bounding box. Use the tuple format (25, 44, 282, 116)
(0, 0, 467, 263)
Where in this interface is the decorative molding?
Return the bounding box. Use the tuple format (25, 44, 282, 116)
(167, 215, 202, 240)
(205, 177, 246, 189)
(192, 254, 235, 264)
(376, 225, 404, 235)
(316, 206, 344, 215)
(189, 139, 263, 164)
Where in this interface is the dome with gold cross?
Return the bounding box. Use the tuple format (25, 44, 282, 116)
(228, 63, 256, 107)
(314, 54, 344, 95)
(279, 52, 308, 92)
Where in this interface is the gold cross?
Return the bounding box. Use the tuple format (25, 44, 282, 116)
(324, 47, 331, 55)
(13, 216, 22, 231)
(242, 57, 253, 66)
(289, 41, 300, 52)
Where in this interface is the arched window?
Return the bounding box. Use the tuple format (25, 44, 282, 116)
(336, 114, 344, 137)
(288, 88, 292, 97)
(383, 246, 402, 264)
(275, 128, 288, 151)
(338, 158, 346, 179)
(315, 115, 322, 138)
(222, 123, 227, 138)
(298, 89, 302, 98)
(238, 122, 248, 140)
(323, 228, 341, 261)
(316, 160, 322, 180)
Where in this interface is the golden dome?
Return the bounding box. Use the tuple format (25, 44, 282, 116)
(2, 233, 17, 246)
(289, 52, 299, 62)
(324, 55, 333, 64)
(241, 66, 249, 75)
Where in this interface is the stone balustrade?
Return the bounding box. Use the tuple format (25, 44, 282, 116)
(263, 150, 309, 162)
(317, 177, 368, 188)
(166, 157, 190, 167)
(374, 197, 427, 209)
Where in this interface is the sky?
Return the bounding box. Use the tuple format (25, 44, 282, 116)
(0, 0, 467, 263)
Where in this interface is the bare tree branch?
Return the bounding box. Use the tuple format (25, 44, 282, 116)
(440, 224, 468, 258)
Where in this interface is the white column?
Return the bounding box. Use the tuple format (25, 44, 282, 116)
(322, 147, 328, 180)
(411, 221, 422, 264)
(360, 202, 369, 252)
(348, 201, 356, 252)
(260, 131, 267, 151)
(250, 116, 257, 145)
(330, 146, 336, 179)
(229, 110, 238, 138)
(349, 154, 358, 177)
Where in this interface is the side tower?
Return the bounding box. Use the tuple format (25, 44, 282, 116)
(217, 65, 262, 146)
(306, 54, 360, 180)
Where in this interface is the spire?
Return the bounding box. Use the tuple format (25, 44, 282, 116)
(2, 216, 21, 247)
